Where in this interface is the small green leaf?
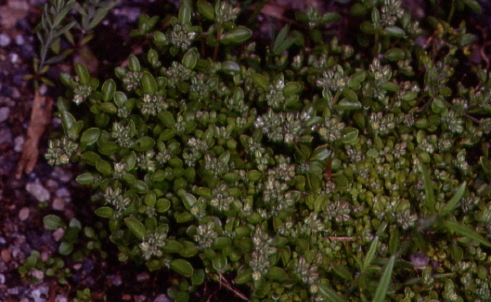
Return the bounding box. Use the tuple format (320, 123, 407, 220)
(128, 54, 141, 72)
(67, 120, 84, 140)
(235, 269, 252, 284)
(380, 82, 400, 92)
(163, 239, 184, 253)
(266, 266, 289, 282)
(221, 60, 241, 73)
(420, 162, 435, 212)
(96, 158, 112, 176)
(133, 180, 148, 194)
(335, 99, 362, 111)
(383, 26, 405, 37)
(114, 91, 128, 107)
(220, 26, 252, 45)
(76, 172, 96, 185)
(463, 0, 482, 13)
(283, 82, 303, 97)
(212, 253, 227, 272)
(179, 241, 199, 258)
(319, 284, 347, 302)
(212, 236, 232, 250)
(310, 146, 332, 162)
(156, 198, 171, 213)
(178, 1, 192, 25)
(192, 269, 206, 286)
(197, 0, 214, 20)
(43, 215, 65, 230)
(132, 136, 155, 152)
(341, 127, 359, 144)
(58, 242, 73, 255)
(272, 24, 299, 55)
(170, 259, 194, 277)
(373, 256, 395, 302)
(180, 191, 197, 210)
(362, 236, 379, 272)
(95, 207, 114, 218)
(384, 48, 405, 61)
(142, 71, 157, 95)
(60, 110, 76, 132)
(101, 79, 116, 102)
(124, 217, 146, 241)
(440, 182, 466, 216)
(182, 48, 198, 69)
(442, 220, 491, 247)
(75, 63, 91, 85)
(80, 128, 100, 145)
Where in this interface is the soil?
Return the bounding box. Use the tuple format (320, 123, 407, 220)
(0, 0, 489, 301)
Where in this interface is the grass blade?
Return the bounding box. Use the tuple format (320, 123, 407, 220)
(439, 182, 466, 216)
(420, 162, 435, 212)
(372, 256, 395, 302)
(362, 236, 379, 272)
(319, 284, 347, 302)
(442, 220, 491, 247)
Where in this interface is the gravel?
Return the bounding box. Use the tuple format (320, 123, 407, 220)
(25, 182, 50, 202)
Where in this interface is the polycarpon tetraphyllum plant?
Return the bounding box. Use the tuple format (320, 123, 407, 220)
(46, 0, 491, 301)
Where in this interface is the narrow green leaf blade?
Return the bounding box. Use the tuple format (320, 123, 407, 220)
(440, 182, 466, 216)
(443, 220, 491, 247)
(362, 236, 379, 272)
(372, 256, 395, 302)
(420, 162, 435, 212)
(318, 284, 347, 302)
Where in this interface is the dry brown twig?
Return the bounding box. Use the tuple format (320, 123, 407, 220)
(16, 91, 53, 178)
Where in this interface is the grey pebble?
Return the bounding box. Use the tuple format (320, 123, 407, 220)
(54, 295, 68, 302)
(154, 294, 172, 302)
(9, 53, 19, 64)
(26, 182, 50, 202)
(0, 128, 12, 145)
(109, 273, 123, 286)
(31, 285, 49, 302)
(14, 136, 24, 152)
(0, 107, 9, 123)
(52, 197, 65, 211)
(136, 272, 150, 282)
(0, 34, 11, 47)
(15, 35, 24, 45)
(52, 228, 65, 242)
(18, 207, 29, 221)
(31, 269, 44, 281)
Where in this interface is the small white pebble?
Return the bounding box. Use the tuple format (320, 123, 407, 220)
(0, 34, 11, 47)
(14, 136, 24, 152)
(52, 228, 65, 242)
(31, 269, 44, 281)
(15, 35, 24, 45)
(18, 207, 29, 221)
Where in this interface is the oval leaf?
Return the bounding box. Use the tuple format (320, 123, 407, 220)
(124, 217, 146, 241)
(80, 128, 100, 145)
(220, 26, 252, 45)
(95, 206, 114, 218)
(170, 259, 194, 277)
(43, 214, 65, 230)
(142, 71, 157, 95)
(102, 79, 116, 102)
(132, 137, 156, 152)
